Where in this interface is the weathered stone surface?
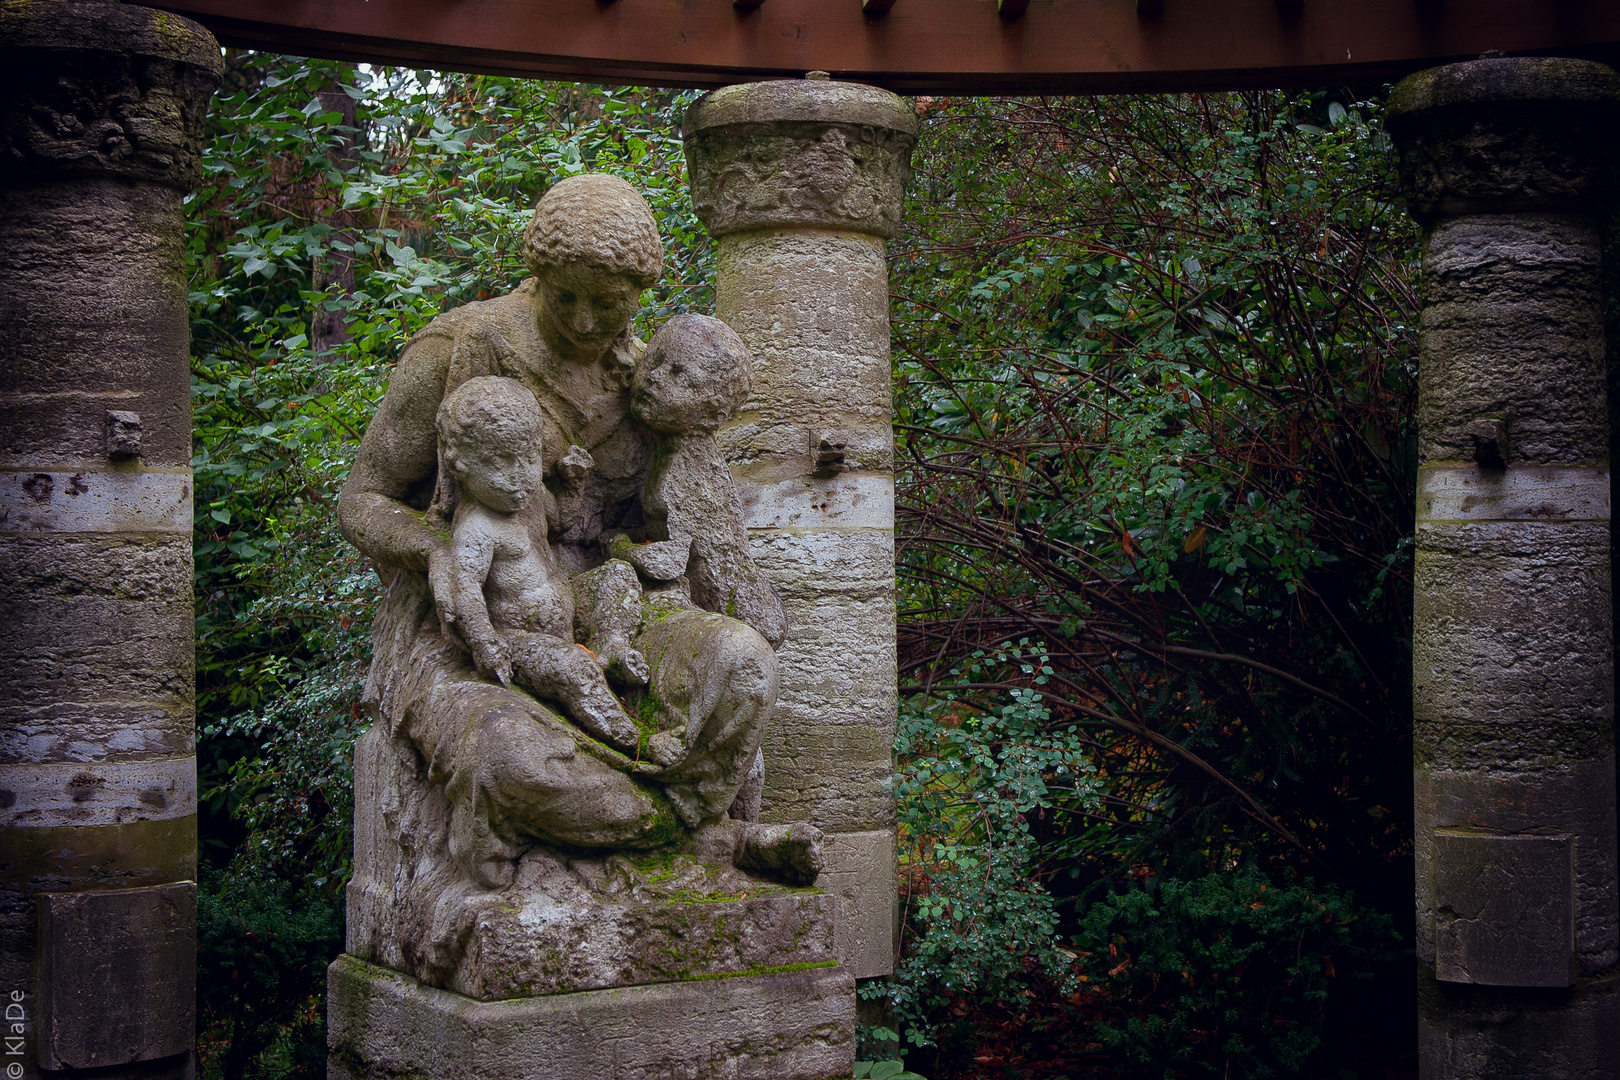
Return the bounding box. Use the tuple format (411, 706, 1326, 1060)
(687, 80, 910, 981)
(683, 80, 917, 239)
(329, 954, 856, 1080)
(37, 882, 196, 1070)
(1415, 760, 1619, 978)
(0, 181, 197, 472)
(0, 757, 195, 829)
(742, 476, 895, 535)
(0, 7, 215, 1075)
(820, 828, 897, 980)
(1412, 521, 1612, 758)
(349, 721, 835, 1001)
(0, 596, 193, 707)
(1419, 967, 1620, 1080)
(0, 814, 197, 894)
(0, 470, 194, 535)
(0, 535, 192, 602)
(722, 418, 895, 478)
(1392, 55, 1620, 1072)
(760, 723, 897, 833)
(1417, 215, 1606, 466)
(1387, 57, 1620, 224)
(1434, 832, 1576, 987)
(0, 701, 193, 767)
(0, 2, 221, 189)
(340, 174, 820, 899)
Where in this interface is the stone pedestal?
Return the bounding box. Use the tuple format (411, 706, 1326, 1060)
(0, 4, 219, 1077)
(328, 955, 855, 1080)
(1387, 57, 1620, 1078)
(330, 726, 856, 1078)
(682, 79, 917, 980)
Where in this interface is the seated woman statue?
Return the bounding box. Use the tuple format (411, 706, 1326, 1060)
(338, 173, 818, 892)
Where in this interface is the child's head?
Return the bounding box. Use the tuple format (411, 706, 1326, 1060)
(631, 314, 752, 435)
(436, 376, 544, 513)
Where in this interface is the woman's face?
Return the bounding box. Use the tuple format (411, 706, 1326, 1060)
(536, 263, 644, 356)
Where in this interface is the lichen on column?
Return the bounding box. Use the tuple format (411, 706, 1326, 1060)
(0, 3, 220, 1075)
(683, 79, 918, 979)
(1387, 56, 1620, 1076)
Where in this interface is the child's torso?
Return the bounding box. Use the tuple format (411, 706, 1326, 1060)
(474, 506, 575, 638)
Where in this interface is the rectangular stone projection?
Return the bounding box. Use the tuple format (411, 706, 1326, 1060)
(683, 78, 918, 980)
(1388, 56, 1620, 1079)
(0, 5, 219, 1078)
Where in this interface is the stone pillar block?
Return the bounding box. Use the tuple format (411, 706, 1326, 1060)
(0, 4, 219, 1076)
(1388, 56, 1620, 1077)
(684, 79, 917, 979)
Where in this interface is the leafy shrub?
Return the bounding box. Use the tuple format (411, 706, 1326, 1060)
(882, 645, 1098, 1047)
(196, 867, 344, 1080)
(1073, 871, 1397, 1079)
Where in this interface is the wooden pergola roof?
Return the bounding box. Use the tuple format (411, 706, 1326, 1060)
(151, 0, 1620, 94)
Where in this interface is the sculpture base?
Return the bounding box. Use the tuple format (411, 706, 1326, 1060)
(327, 954, 856, 1080)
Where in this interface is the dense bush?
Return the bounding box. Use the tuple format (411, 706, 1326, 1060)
(881, 90, 1423, 1075)
(1074, 871, 1397, 1078)
(196, 868, 344, 1080)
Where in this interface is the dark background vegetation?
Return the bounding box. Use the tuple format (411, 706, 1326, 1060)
(185, 53, 1617, 1080)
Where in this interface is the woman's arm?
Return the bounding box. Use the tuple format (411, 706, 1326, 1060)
(338, 334, 454, 572)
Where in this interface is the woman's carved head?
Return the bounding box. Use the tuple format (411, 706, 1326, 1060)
(523, 174, 663, 287)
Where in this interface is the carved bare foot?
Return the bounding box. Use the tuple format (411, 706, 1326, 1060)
(735, 822, 824, 886)
(645, 730, 684, 768)
(690, 820, 824, 886)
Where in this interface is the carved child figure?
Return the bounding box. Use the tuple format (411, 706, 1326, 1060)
(626, 314, 786, 644)
(436, 376, 662, 759)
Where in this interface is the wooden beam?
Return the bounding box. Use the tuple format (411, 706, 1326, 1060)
(998, 0, 1030, 19)
(143, 0, 1620, 94)
(863, 0, 898, 16)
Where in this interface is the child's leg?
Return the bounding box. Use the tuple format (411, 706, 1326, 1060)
(507, 633, 643, 751)
(569, 558, 649, 685)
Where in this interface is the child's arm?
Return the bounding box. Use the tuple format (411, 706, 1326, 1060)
(448, 508, 512, 686)
(656, 436, 788, 646)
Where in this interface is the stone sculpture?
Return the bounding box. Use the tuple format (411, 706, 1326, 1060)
(330, 173, 853, 1079)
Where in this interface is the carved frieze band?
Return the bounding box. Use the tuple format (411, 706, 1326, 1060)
(0, 2, 222, 188)
(0, 469, 193, 535)
(1415, 465, 1609, 524)
(683, 81, 919, 238)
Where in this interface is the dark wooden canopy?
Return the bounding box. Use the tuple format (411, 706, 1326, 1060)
(151, 0, 1620, 94)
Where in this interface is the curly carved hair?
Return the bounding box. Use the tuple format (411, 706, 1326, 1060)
(436, 376, 544, 460)
(522, 174, 663, 287)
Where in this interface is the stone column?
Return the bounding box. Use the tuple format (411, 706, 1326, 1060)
(0, 4, 219, 1076)
(683, 80, 917, 981)
(1387, 57, 1620, 1077)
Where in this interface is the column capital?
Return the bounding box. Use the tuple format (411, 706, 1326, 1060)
(1386, 57, 1620, 224)
(0, 1, 222, 189)
(682, 79, 918, 239)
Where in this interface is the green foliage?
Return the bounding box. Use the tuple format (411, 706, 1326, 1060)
(883, 89, 1421, 1073)
(196, 867, 344, 1080)
(1074, 871, 1397, 1079)
(855, 1058, 930, 1080)
(884, 644, 1097, 1046)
